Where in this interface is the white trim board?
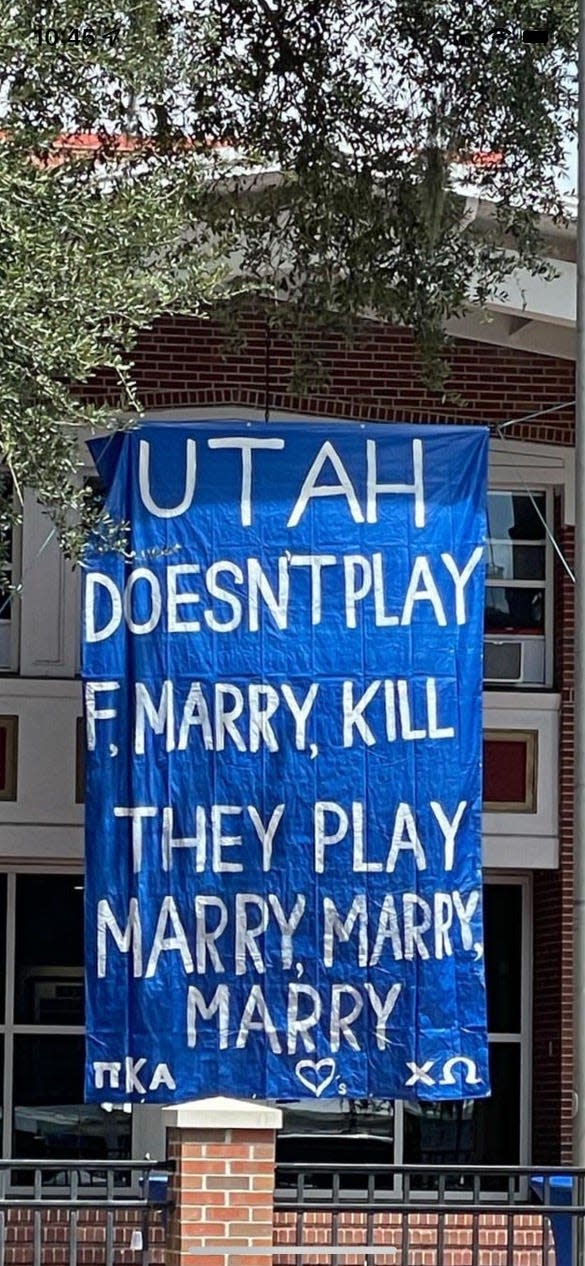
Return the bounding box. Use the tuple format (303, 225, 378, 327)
(483, 834, 558, 870)
(489, 440, 574, 525)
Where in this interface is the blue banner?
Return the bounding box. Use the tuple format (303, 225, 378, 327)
(82, 419, 490, 1104)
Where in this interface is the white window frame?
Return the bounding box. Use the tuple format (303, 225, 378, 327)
(483, 872, 532, 1168)
(485, 487, 554, 689)
(0, 865, 136, 1171)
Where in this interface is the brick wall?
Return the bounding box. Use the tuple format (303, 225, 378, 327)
(84, 310, 575, 443)
(273, 1209, 556, 1266)
(166, 1125, 276, 1266)
(0, 1204, 560, 1266)
(533, 519, 576, 1163)
(557, 524, 576, 1158)
(1, 1207, 165, 1266)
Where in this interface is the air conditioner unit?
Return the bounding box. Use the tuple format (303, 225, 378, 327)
(484, 638, 523, 683)
(484, 636, 545, 686)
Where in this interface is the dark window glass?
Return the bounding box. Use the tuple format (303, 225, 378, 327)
(404, 1044, 521, 1176)
(14, 876, 84, 1024)
(472, 1043, 521, 1166)
(485, 493, 547, 645)
(485, 586, 544, 633)
(276, 1099, 394, 1186)
(12, 1035, 130, 1162)
(0, 719, 18, 801)
(1, 528, 12, 561)
(84, 474, 106, 511)
(486, 543, 545, 583)
(404, 1098, 476, 1168)
(487, 493, 546, 543)
(484, 884, 522, 1034)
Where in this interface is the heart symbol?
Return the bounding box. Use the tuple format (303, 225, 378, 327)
(294, 1058, 336, 1097)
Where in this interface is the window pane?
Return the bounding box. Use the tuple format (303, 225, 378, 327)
(0, 719, 18, 801)
(276, 1099, 394, 1181)
(485, 586, 544, 633)
(487, 492, 546, 542)
(404, 1098, 476, 1167)
(484, 884, 522, 1033)
(404, 1044, 521, 1175)
(483, 735, 536, 811)
(14, 876, 84, 1024)
(473, 1044, 521, 1165)
(486, 543, 545, 582)
(12, 1035, 131, 1161)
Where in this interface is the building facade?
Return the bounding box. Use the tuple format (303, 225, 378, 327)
(0, 284, 577, 1177)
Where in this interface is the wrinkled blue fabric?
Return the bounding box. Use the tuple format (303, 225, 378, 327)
(82, 420, 490, 1104)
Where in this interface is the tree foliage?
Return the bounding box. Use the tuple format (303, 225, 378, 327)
(0, 0, 578, 556)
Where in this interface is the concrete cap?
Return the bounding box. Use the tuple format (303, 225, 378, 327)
(162, 1096, 283, 1130)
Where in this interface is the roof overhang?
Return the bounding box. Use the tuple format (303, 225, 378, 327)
(449, 196, 577, 359)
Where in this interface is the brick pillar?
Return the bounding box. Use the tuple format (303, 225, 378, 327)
(163, 1097, 283, 1266)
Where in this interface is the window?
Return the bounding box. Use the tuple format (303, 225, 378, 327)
(277, 1099, 396, 1173)
(484, 492, 551, 687)
(276, 878, 531, 1183)
(0, 717, 18, 801)
(403, 880, 528, 1176)
(0, 872, 130, 1162)
(483, 730, 538, 812)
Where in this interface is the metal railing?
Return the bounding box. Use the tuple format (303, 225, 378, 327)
(274, 1163, 585, 1266)
(0, 1159, 172, 1266)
